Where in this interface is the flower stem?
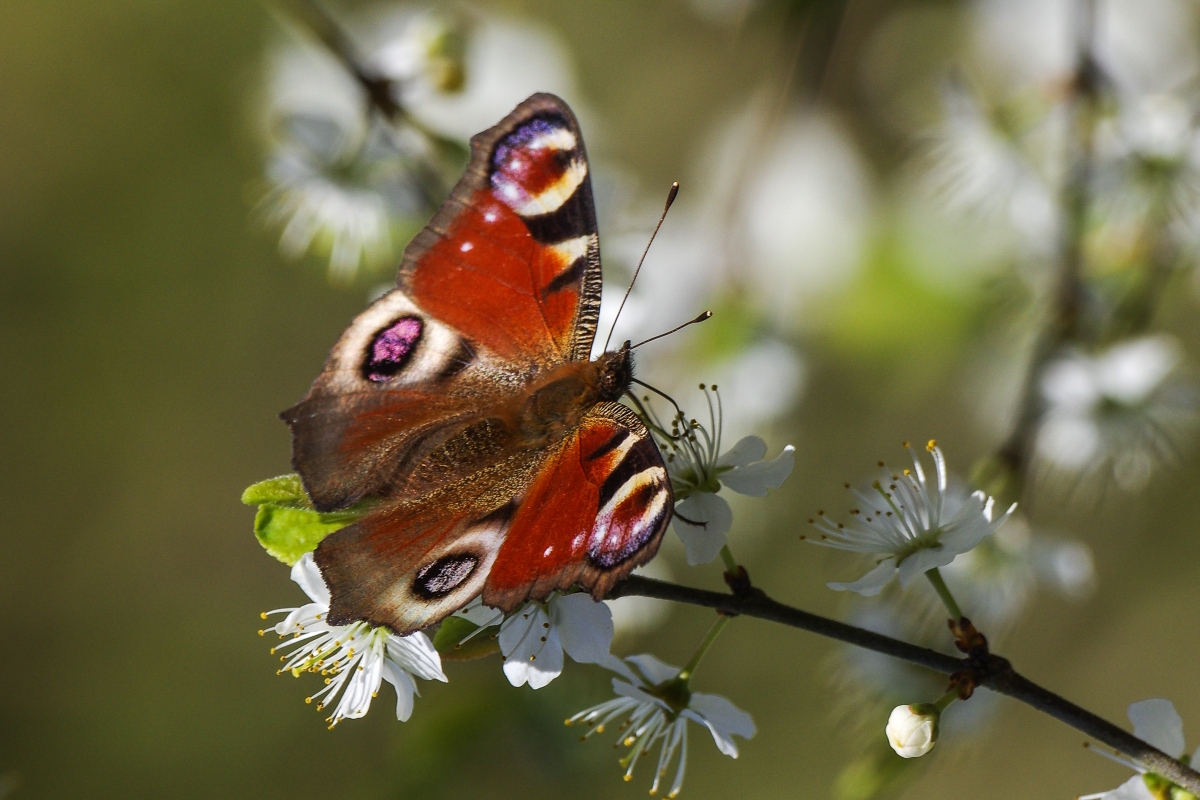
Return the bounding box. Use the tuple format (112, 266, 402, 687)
(933, 689, 958, 713)
(924, 568, 963, 620)
(719, 545, 739, 573)
(677, 615, 730, 683)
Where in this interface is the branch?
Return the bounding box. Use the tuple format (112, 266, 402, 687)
(994, 0, 1100, 488)
(609, 575, 1200, 793)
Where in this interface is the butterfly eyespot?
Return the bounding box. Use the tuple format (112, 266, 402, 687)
(363, 316, 424, 382)
(412, 553, 479, 599)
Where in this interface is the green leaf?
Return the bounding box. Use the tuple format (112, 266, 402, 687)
(433, 616, 500, 661)
(243, 474, 379, 565)
(241, 474, 312, 509)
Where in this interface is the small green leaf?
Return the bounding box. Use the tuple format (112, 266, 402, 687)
(244, 474, 380, 565)
(241, 474, 312, 509)
(253, 505, 362, 566)
(433, 617, 500, 661)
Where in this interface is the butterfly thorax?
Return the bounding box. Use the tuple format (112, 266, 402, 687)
(514, 346, 633, 449)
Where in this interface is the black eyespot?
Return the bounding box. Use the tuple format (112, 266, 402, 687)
(364, 316, 423, 382)
(413, 553, 478, 599)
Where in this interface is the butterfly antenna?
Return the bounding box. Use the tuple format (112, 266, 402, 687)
(630, 310, 712, 350)
(603, 181, 680, 352)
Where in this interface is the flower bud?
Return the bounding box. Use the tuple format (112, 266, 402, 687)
(886, 704, 940, 758)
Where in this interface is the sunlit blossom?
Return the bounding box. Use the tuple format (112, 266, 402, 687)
(567, 654, 755, 797)
(262, 554, 446, 727)
(641, 385, 794, 565)
(807, 441, 1016, 596)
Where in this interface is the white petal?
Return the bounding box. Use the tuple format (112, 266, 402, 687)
(387, 631, 447, 682)
(672, 493, 733, 566)
(454, 597, 504, 628)
(626, 653, 681, 686)
(896, 546, 958, 587)
(828, 559, 897, 596)
(1103, 775, 1157, 800)
(720, 445, 796, 497)
(290, 553, 331, 606)
(551, 593, 614, 664)
(1128, 699, 1186, 758)
(381, 660, 417, 721)
(716, 436, 767, 468)
(1193, 744, 1200, 768)
(500, 606, 564, 689)
(599, 653, 639, 683)
(686, 692, 756, 758)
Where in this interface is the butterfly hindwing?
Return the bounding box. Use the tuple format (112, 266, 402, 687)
(483, 402, 673, 612)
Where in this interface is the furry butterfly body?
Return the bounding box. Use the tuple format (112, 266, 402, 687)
(283, 94, 673, 634)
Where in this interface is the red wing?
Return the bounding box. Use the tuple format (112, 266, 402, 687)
(397, 93, 602, 366)
(313, 452, 541, 634)
(482, 403, 673, 612)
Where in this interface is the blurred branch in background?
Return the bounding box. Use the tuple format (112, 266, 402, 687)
(987, 0, 1099, 505)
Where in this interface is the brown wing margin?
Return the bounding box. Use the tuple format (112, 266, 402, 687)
(394, 93, 603, 365)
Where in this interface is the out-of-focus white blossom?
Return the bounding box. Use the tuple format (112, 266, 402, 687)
(373, 9, 579, 141)
(262, 554, 446, 727)
(808, 442, 1015, 595)
(920, 79, 1058, 250)
(942, 517, 1095, 628)
(568, 654, 755, 797)
(886, 703, 940, 758)
(738, 111, 872, 326)
(1036, 335, 1198, 491)
(643, 385, 794, 565)
(1080, 699, 1200, 800)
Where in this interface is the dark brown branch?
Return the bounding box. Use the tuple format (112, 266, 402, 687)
(610, 575, 1200, 793)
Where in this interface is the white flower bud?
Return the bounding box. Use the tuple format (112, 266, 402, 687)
(886, 703, 940, 758)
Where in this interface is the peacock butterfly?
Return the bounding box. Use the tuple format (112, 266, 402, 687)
(282, 93, 674, 635)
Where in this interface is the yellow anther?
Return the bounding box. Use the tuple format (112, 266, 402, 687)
(305, 697, 312, 704)
(927, 439, 937, 451)
(260, 612, 268, 620)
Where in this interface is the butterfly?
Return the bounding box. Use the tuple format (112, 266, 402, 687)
(282, 93, 674, 635)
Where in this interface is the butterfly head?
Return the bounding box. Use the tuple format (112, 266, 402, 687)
(595, 341, 634, 401)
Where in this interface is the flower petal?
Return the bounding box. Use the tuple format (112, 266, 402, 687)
(552, 593, 614, 664)
(381, 660, 418, 721)
(672, 493, 733, 566)
(686, 692, 756, 758)
(720, 445, 796, 497)
(454, 596, 504, 628)
(626, 653, 681, 686)
(1128, 699, 1186, 758)
(290, 553, 331, 606)
(828, 559, 897, 596)
(896, 546, 958, 587)
(1103, 774, 1157, 800)
(387, 631, 447, 682)
(499, 604, 566, 688)
(716, 436, 768, 468)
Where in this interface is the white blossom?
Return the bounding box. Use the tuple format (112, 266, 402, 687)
(646, 385, 794, 565)
(807, 441, 1015, 596)
(567, 654, 755, 797)
(1080, 699, 1200, 800)
(1036, 335, 1198, 492)
(886, 703, 940, 758)
(262, 554, 446, 727)
(451, 593, 614, 689)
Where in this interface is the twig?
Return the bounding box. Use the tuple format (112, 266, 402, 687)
(994, 0, 1100, 490)
(609, 574, 1200, 792)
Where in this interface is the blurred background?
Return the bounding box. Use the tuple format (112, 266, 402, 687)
(3, 0, 1200, 797)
